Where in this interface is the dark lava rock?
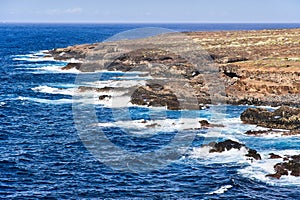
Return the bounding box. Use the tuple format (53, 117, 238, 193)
(78, 86, 113, 93)
(199, 120, 224, 128)
(130, 85, 180, 110)
(99, 95, 111, 100)
(244, 130, 269, 135)
(61, 63, 82, 70)
(199, 120, 210, 127)
(266, 154, 300, 179)
(269, 153, 282, 159)
(209, 139, 244, 153)
(207, 139, 261, 160)
(241, 106, 300, 130)
(244, 129, 300, 136)
(245, 149, 262, 160)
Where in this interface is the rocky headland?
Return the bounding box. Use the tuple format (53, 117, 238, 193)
(48, 28, 300, 108)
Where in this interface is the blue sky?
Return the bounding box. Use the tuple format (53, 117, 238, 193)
(1, 0, 300, 23)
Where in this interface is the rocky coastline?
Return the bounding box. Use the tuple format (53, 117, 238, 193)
(47, 28, 300, 180)
(48, 28, 300, 108)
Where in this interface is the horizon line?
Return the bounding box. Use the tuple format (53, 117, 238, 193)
(2, 21, 300, 24)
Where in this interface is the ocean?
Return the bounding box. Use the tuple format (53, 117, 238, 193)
(1, 23, 300, 199)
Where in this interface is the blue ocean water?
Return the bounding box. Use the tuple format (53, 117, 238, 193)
(1, 23, 300, 199)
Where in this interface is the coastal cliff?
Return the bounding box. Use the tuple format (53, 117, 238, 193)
(48, 28, 300, 108)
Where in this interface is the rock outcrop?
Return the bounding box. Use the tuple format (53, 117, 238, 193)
(266, 154, 300, 179)
(61, 62, 82, 70)
(241, 106, 300, 130)
(207, 139, 261, 160)
(48, 28, 300, 108)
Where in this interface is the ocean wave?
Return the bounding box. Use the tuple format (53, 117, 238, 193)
(96, 118, 201, 135)
(16, 96, 73, 105)
(32, 65, 81, 73)
(238, 150, 300, 186)
(207, 185, 233, 195)
(13, 56, 55, 62)
(31, 86, 75, 96)
(189, 145, 250, 164)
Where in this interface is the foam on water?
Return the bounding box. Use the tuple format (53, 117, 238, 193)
(13, 56, 55, 62)
(16, 96, 74, 105)
(189, 145, 251, 164)
(32, 65, 81, 74)
(207, 185, 233, 195)
(32, 86, 75, 96)
(84, 79, 148, 88)
(96, 118, 201, 135)
(238, 150, 300, 186)
(12, 51, 82, 63)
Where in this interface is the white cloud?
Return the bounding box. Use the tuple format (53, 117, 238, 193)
(65, 7, 82, 14)
(46, 7, 82, 15)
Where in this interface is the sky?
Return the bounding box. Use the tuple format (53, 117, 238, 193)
(0, 0, 300, 23)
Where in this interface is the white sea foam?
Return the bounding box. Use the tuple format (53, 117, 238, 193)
(32, 86, 75, 96)
(13, 56, 55, 62)
(17, 96, 74, 105)
(0, 102, 6, 107)
(96, 118, 201, 135)
(207, 185, 233, 195)
(12, 51, 55, 62)
(32, 65, 81, 73)
(84, 79, 147, 88)
(189, 145, 250, 164)
(238, 150, 300, 186)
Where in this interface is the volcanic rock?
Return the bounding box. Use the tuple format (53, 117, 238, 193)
(207, 139, 261, 160)
(241, 106, 300, 130)
(266, 154, 300, 179)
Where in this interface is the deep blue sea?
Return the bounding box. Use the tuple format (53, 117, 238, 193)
(1, 23, 300, 199)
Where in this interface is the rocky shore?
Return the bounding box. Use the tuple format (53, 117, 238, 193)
(48, 28, 300, 180)
(48, 28, 300, 108)
(241, 106, 300, 135)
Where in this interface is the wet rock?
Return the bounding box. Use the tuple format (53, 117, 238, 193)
(130, 85, 180, 110)
(241, 106, 300, 130)
(62, 63, 82, 70)
(99, 95, 111, 100)
(199, 120, 224, 128)
(199, 120, 210, 127)
(269, 153, 282, 159)
(243, 129, 299, 136)
(266, 154, 300, 179)
(208, 139, 244, 153)
(207, 139, 261, 160)
(244, 130, 270, 135)
(245, 149, 262, 160)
